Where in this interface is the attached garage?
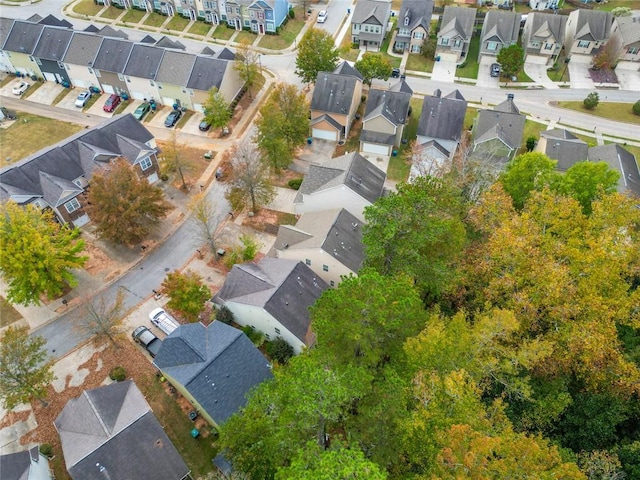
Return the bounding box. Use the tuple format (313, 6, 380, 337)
(130, 90, 147, 100)
(362, 142, 391, 156)
(360, 130, 395, 157)
(147, 172, 159, 183)
(70, 78, 86, 88)
(72, 214, 90, 228)
(102, 84, 115, 94)
(312, 128, 338, 141)
(311, 114, 342, 141)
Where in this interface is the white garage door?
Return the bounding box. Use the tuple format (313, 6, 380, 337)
(193, 103, 205, 113)
(312, 128, 338, 141)
(73, 214, 90, 228)
(362, 142, 391, 156)
(162, 96, 176, 107)
(70, 78, 86, 88)
(43, 72, 57, 82)
(130, 90, 147, 100)
(147, 172, 159, 183)
(102, 84, 115, 94)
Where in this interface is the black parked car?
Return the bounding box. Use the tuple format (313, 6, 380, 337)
(199, 119, 211, 131)
(391, 68, 401, 78)
(164, 109, 182, 127)
(490, 63, 501, 77)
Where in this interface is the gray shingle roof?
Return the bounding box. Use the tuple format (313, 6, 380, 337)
(389, 79, 414, 95)
(54, 381, 189, 480)
(311, 72, 361, 114)
(123, 44, 165, 79)
(186, 56, 228, 91)
(473, 97, 525, 151)
(540, 128, 588, 172)
(0, 447, 44, 480)
(572, 9, 612, 42)
(154, 35, 185, 49)
(526, 12, 567, 44)
(98, 25, 128, 38)
(33, 26, 73, 61)
(0, 18, 15, 50)
(360, 130, 395, 145)
(214, 258, 328, 344)
(156, 50, 196, 85)
(153, 322, 273, 425)
(481, 10, 520, 44)
(275, 209, 365, 273)
(215, 47, 236, 60)
(352, 0, 391, 25)
(2, 20, 43, 54)
(588, 144, 640, 196)
(417, 89, 467, 141)
(398, 0, 434, 34)
(438, 6, 476, 41)
(614, 14, 640, 46)
(38, 14, 73, 28)
(363, 88, 412, 126)
(93, 37, 134, 73)
(63, 31, 103, 65)
(83, 24, 100, 33)
(333, 60, 364, 81)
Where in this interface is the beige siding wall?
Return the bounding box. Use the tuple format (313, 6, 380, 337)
(294, 186, 371, 221)
(276, 247, 355, 287)
(364, 115, 396, 135)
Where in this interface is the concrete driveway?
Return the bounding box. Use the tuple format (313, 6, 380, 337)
(57, 88, 88, 111)
(293, 138, 337, 173)
(0, 78, 31, 97)
(147, 105, 173, 129)
(85, 93, 114, 118)
(568, 54, 595, 89)
(432, 53, 457, 83)
(477, 56, 500, 89)
(24, 81, 65, 105)
(524, 55, 558, 89)
(181, 111, 207, 136)
(615, 61, 640, 91)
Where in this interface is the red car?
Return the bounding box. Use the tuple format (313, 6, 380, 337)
(103, 94, 121, 113)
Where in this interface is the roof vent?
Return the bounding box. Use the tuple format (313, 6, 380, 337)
(282, 243, 289, 249)
(352, 222, 359, 229)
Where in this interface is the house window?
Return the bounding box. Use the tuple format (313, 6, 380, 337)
(404, 16, 409, 26)
(531, 41, 540, 47)
(95, 69, 101, 77)
(305, 259, 311, 266)
(258, 10, 263, 19)
(250, 9, 254, 17)
(330, 280, 335, 287)
(265, 333, 270, 339)
(411, 44, 421, 53)
(454, 39, 461, 47)
(414, 32, 424, 39)
(226, 5, 231, 12)
(275, 327, 281, 334)
(440, 37, 449, 46)
(139, 157, 153, 171)
(364, 25, 369, 32)
(577, 40, 590, 48)
(323, 264, 328, 272)
(487, 41, 498, 51)
(64, 198, 81, 214)
(544, 43, 554, 50)
(628, 47, 639, 55)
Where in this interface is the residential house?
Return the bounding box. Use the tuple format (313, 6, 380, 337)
(61, 31, 104, 90)
(1, 20, 45, 78)
(522, 12, 567, 65)
(351, 0, 392, 51)
(394, 0, 434, 53)
(153, 321, 273, 427)
(0, 447, 53, 480)
(471, 94, 526, 166)
(122, 44, 165, 100)
(294, 152, 386, 221)
(588, 144, 640, 197)
(478, 10, 520, 61)
(0, 115, 160, 228)
(310, 62, 363, 141)
(92, 37, 134, 96)
(273, 208, 365, 287)
(536, 128, 588, 171)
(177, 0, 199, 20)
(529, 0, 559, 10)
(224, 0, 289, 33)
(54, 381, 189, 480)
(0, 18, 16, 73)
(154, 50, 197, 107)
(186, 55, 242, 112)
(201, 0, 223, 25)
(412, 89, 467, 179)
(477, 0, 512, 7)
(564, 9, 612, 58)
(359, 86, 412, 157)
(213, 257, 329, 353)
(32, 26, 73, 85)
(610, 13, 640, 63)
(436, 6, 476, 63)
(35, 14, 73, 28)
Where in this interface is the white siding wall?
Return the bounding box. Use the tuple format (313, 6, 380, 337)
(66, 64, 100, 90)
(276, 247, 356, 287)
(294, 186, 371, 222)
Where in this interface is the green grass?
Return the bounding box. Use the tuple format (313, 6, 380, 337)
(113, 99, 131, 115)
(519, 119, 549, 154)
(176, 110, 195, 129)
(464, 106, 479, 131)
(82, 93, 101, 111)
(20, 81, 43, 100)
(211, 24, 235, 40)
(0, 296, 23, 328)
(406, 53, 435, 73)
(258, 9, 305, 50)
(188, 20, 213, 36)
(593, 0, 640, 11)
(379, 23, 402, 69)
(144, 12, 169, 27)
(547, 56, 570, 82)
(235, 30, 257, 45)
(0, 114, 84, 167)
(556, 101, 640, 125)
(388, 97, 423, 182)
(122, 8, 146, 23)
(165, 15, 191, 31)
(456, 36, 480, 79)
(52, 88, 73, 106)
(100, 7, 124, 19)
(514, 70, 533, 83)
(339, 33, 360, 62)
(73, 0, 103, 16)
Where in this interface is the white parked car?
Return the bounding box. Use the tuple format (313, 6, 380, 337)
(12, 81, 29, 96)
(317, 10, 327, 23)
(149, 307, 180, 336)
(75, 90, 92, 107)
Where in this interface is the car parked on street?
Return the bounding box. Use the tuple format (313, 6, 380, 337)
(164, 109, 182, 127)
(317, 10, 328, 23)
(103, 94, 121, 112)
(12, 81, 29, 96)
(75, 90, 92, 108)
(133, 102, 151, 120)
(132, 326, 162, 357)
(490, 63, 501, 77)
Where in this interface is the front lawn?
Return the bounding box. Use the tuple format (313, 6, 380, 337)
(519, 119, 549, 154)
(0, 296, 23, 328)
(235, 30, 257, 45)
(165, 15, 191, 31)
(339, 33, 360, 62)
(556, 101, 640, 125)
(406, 53, 435, 73)
(211, 24, 235, 40)
(144, 12, 168, 27)
(100, 7, 123, 19)
(456, 36, 480, 79)
(258, 9, 305, 50)
(73, 0, 103, 16)
(122, 9, 146, 23)
(188, 20, 213, 36)
(387, 97, 423, 182)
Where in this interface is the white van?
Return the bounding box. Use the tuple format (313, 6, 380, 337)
(149, 308, 180, 336)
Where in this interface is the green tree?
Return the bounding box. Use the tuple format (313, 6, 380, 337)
(77, 290, 127, 348)
(224, 140, 275, 213)
(0, 202, 87, 306)
(363, 176, 467, 301)
(633, 100, 640, 116)
(354, 53, 392, 86)
(162, 270, 211, 322)
(87, 158, 170, 246)
(611, 6, 632, 16)
(583, 92, 599, 110)
(559, 161, 619, 215)
(499, 151, 559, 210)
(235, 41, 261, 99)
(266, 337, 294, 364)
(160, 130, 196, 190)
(203, 87, 231, 129)
(496, 44, 525, 78)
(255, 83, 309, 171)
(295, 28, 339, 84)
(526, 135, 537, 151)
(0, 326, 56, 409)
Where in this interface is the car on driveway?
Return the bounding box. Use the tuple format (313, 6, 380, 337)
(103, 94, 121, 112)
(12, 81, 29, 96)
(133, 102, 151, 120)
(75, 90, 92, 107)
(132, 326, 162, 357)
(317, 10, 327, 23)
(199, 119, 211, 131)
(490, 63, 501, 77)
(164, 109, 182, 127)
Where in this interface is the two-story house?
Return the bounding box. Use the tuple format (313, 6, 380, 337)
(351, 0, 392, 51)
(61, 31, 104, 90)
(529, 0, 559, 10)
(122, 43, 164, 101)
(187, 55, 243, 112)
(436, 6, 477, 63)
(92, 37, 134, 97)
(1, 20, 45, 79)
(310, 62, 363, 141)
(0, 18, 16, 73)
(32, 26, 73, 85)
(478, 10, 520, 62)
(610, 13, 640, 63)
(394, 0, 434, 53)
(224, 0, 288, 32)
(0, 447, 53, 480)
(154, 50, 197, 107)
(564, 9, 612, 58)
(536, 128, 589, 172)
(522, 12, 567, 65)
(273, 208, 365, 288)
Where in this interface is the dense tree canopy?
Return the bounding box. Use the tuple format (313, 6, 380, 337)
(354, 53, 392, 85)
(203, 87, 231, 129)
(162, 270, 211, 322)
(496, 44, 525, 77)
(295, 28, 339, 84)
